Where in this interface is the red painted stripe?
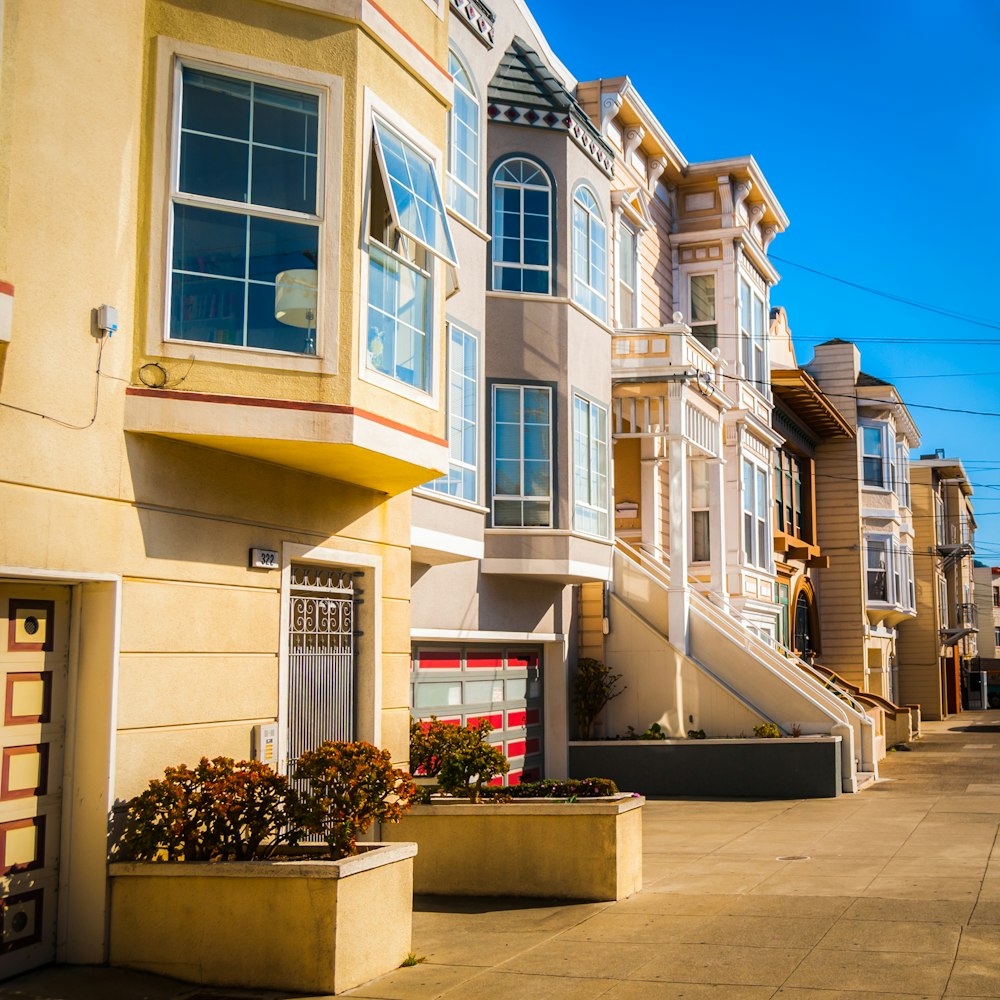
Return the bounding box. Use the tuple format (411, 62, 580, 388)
(125, 386, 447, 447)
(506, 709, 526, 728)
(466, 713, 503, 730)
(368, 0, 450, 79)
(506, 739, 526, 758)
(467, 652, 503, 669)
(0, 281, 13, 296)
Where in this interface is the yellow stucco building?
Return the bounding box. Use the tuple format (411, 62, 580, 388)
(0, 0, 454, 974)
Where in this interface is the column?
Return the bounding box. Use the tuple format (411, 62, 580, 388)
(667, 382, 690, 653)
(708, 455, 728, 607)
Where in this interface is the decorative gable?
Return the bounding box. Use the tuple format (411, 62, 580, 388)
(487, 38, 614, 176)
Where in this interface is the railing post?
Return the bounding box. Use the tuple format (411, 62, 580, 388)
(667, 381, 690, 653)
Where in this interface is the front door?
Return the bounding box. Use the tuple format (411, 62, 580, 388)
(0, 584, 70, 979)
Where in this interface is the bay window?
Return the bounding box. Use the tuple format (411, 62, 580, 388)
(573, 395, 609, 536)
(492, 385, 552, 527)
(571, 186, 608, 321)
(446, 50, 479, 224)
(861, 422, 887, 488)
(169, 66, 322, 355)
(689, 273, 717, 350)
(425, 325, 478, 501)
(617, 221, 638, 327)
(742, 458, 770, 569)
(366, 116, 456, 394)
(492, 158, 551, 294)
(867, 538, 888, 602)
(739, 278, 768, 394)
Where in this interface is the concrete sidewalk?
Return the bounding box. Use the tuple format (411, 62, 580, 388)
(5, 712, 1000, 1000)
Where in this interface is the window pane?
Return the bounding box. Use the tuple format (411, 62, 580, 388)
(494, 387, 521, 424)
(170, 272, 245, 346)
(692, 510, 710, 562)
(182, 68, 250, 141)
(173, 204, 247, 278)
(248, 216, 319, 282)
(251, 146, 317, 214)
(690, 274, 715, 322)
(247, 283, 313, 354)
(253, 83, 318, 154)
(180, 132, 248, 202)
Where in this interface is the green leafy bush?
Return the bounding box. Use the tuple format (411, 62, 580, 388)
(409, 717, 509, 802)
(479, 777, 619, 799)
(624, 721, 666, 740)
(753, 722, 781, 739)
(115, 757, 293, 862)
(293, 741, 417, 858)
(572, 658, 625, 739)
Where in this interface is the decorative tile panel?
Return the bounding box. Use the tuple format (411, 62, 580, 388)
(1, 745, 49, 801)
(4, 672, 52, 725)
(7, 600, 55, 652)
(1, 816, 45, 875)
(0, 889, 44, 954)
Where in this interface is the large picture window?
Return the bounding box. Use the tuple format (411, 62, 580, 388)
(425, 325, 478, 501)
(573, 395, 609, 536)
(446, 51, 479, 224)
(492, 385, 552, 527)
(366, 116, 456, 394)
(169, 66, 322, 355)
(492, 159, 551, 294)
(571, 186, 607, 321)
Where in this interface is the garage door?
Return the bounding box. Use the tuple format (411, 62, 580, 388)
(410, 646, 543, 784)
(1, 585, 70, 979)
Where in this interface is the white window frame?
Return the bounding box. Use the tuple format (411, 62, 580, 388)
(491, 157, 552, 295)
(423, 323, 479, 503)
(738, 277, 768, 396)
(866, 535, 891, 604)
(896, 441, 910, 507)
(146, 39, 344, 374)
(571, 184, 608, 321)
(691, 460, 710, 563)
(446, 48, 480, 226)
(616, 219, 639, 328)
(688, 272, 717, 350)
(359, 92, 451, 407)
(491, 383, 553, 528)
(742, 457, 771, 570)
(860, 420, 890, 490)
(572, 393, 609, 538)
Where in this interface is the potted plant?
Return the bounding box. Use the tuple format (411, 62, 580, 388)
(108, 745, 418, 995)
(380, 718, 644, 902)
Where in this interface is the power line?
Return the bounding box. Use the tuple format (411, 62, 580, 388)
(770, 255, 1000, 332)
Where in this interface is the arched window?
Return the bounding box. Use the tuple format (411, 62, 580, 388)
(571, 185, 607, 321)
(492, 158, 551, 294)
(794, 591, 813, 655)
(447, 50, 479, 223)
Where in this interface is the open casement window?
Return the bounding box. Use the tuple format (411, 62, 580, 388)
(492, 385, 552, 527)
(366, 117, 456, 393)
(571, 186, 608, 321)
(446, 50, 480, 224)
(169, 66, 323, 355)
(424, 324, 479, 502)
(689, 274, 717, 350)
(492, 158, 551, 294)
(573, 395, 609, 537)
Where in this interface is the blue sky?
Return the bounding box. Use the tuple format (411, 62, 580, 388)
(531, 0, 1000, 562)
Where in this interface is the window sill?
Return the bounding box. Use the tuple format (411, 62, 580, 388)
(413, 487, 489, 515)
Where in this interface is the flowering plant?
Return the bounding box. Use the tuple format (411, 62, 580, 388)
(410, 717, 509, 802)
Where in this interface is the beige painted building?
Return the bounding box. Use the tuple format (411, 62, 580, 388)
(897, 455, 977, 717)
(806, 340, 920, 706)
(0, 0, 454, 975)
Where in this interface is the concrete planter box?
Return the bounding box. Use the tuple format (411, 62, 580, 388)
(109, 841, 417, 995)
(382, 794, 643, 901)
(569, 737, 842, 799)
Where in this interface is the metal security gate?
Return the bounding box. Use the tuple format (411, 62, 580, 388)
(286, 565, 359, 769)
(1, 584, 70, 980)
